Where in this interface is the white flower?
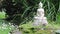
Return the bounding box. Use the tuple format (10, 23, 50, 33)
(2, 23, 7, 27)
(9, 23, 11, 25)
(8, 33, 11, 34)
(1, 26, 7, 29)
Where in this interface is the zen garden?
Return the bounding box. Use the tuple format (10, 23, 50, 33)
(0, 0, 60, 34)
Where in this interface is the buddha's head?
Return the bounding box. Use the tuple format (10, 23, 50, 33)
(39, 2, 43, 8)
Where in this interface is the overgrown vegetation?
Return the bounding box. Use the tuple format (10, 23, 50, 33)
(0, 0, 59, 25)
(19, 21, 60, 34)
(0, 0, 59, 34)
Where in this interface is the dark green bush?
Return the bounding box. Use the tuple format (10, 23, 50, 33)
(0, 0, 59, 25)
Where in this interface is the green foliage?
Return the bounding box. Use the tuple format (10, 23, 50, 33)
(0, 20, 15, 34)
(0, 11, 6, 19)
(56, 13, 60, 23)
(1, 0, 59, 25)
(0, 0, 59, 34)
(19, 21, 60, 34)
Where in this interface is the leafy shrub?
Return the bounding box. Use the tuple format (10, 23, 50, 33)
(0, 11, 6, 19)
(1, 0, 59, 25)
(19, 21, 58, 34)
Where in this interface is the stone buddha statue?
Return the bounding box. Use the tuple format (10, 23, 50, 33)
(33, 2, 48, 26)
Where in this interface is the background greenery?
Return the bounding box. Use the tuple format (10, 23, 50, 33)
(0, 0, 59, 25)
(0, 0, 60, 34)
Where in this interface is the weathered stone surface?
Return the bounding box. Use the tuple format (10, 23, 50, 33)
(33, 2, 48, 26)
